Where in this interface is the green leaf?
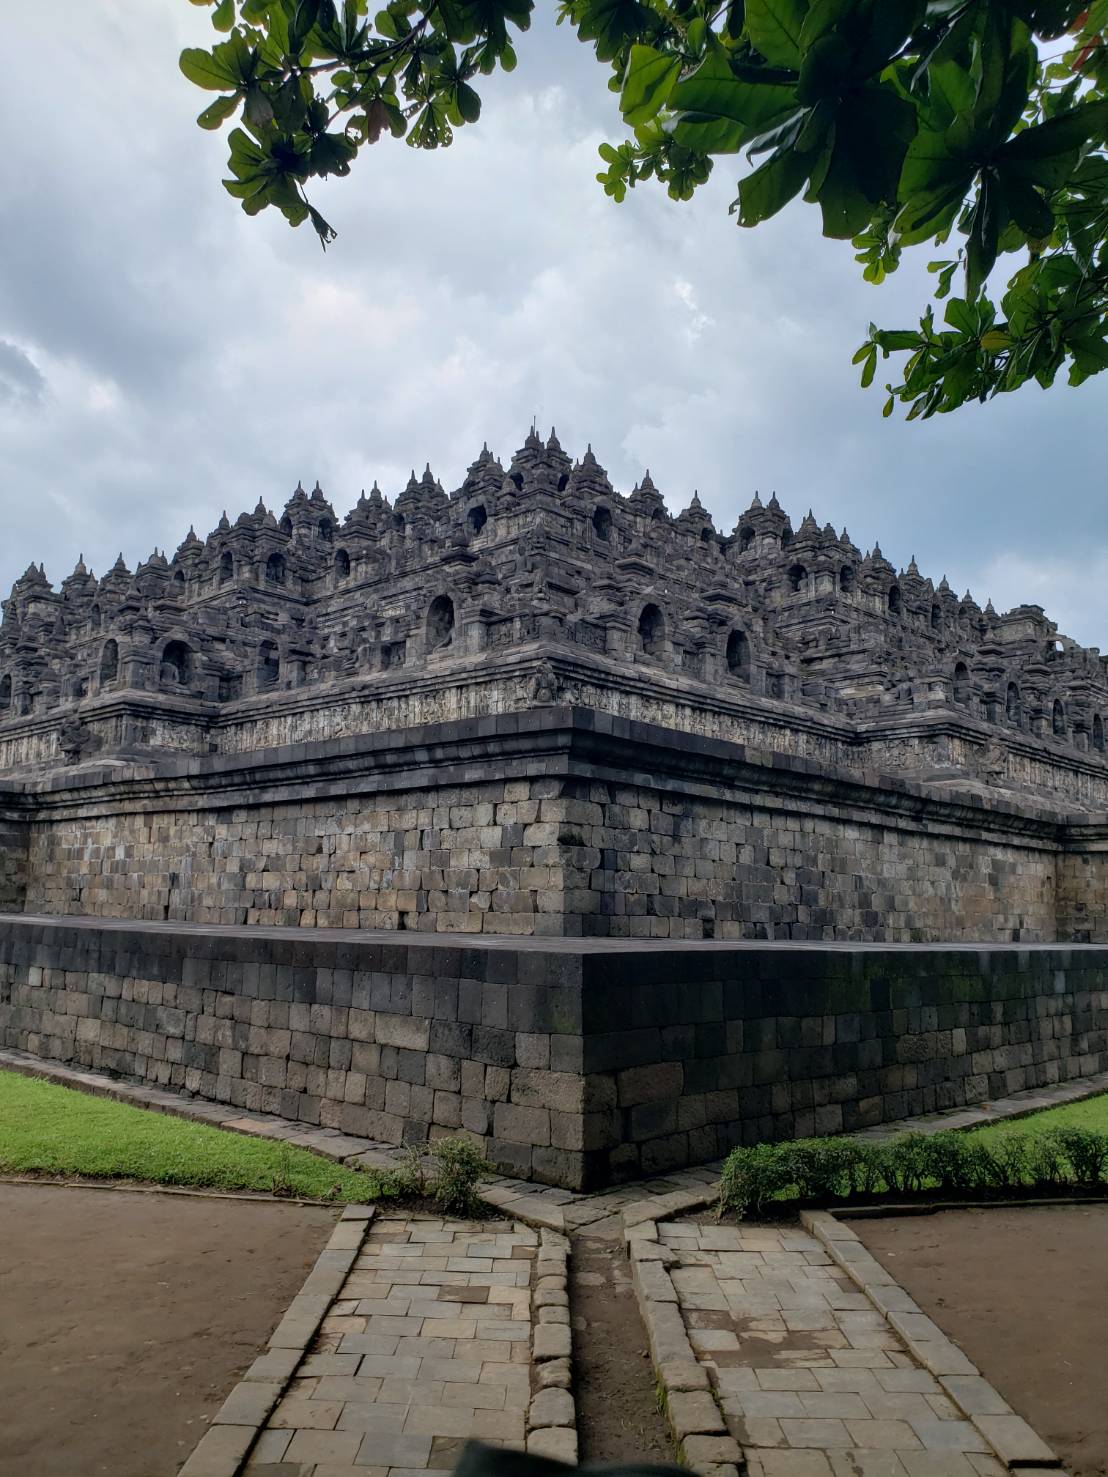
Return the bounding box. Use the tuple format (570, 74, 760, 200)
(565, 0, 656, 63)
(244, 86, 276, 127)
(965, 172, 1002, 299)
(745, 0, 807, 68)
(1002, 99, 1108, 167)
(620, 44, 680, 126)
(180, 45, 241, 90)
(736, 145, 810, 224)
(197, 92, 241, 129)
(999, 175, 1053, 239)
(671, 45, 798, 153)
(796, 33, 851, 107)
(212, 0, 235, 31)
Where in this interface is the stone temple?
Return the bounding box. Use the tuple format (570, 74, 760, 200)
(1, 430, 1106, 1187)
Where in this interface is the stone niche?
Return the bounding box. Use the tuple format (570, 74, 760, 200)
(2, 914, 1106, 1189)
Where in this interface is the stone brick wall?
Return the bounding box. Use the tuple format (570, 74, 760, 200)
(1056, 838, 1108, 941)
(3, 916, 1106, 1188)
(0, 917, 589, 1186)
(0, 813, 28, 912)
(7, 710, 1084, 943)
(577, 944, 1108, 1181)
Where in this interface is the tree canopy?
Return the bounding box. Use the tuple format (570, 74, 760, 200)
(181, 0, 1108, 418)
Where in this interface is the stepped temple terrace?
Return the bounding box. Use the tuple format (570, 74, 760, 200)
(1, 431, 1106, 1187)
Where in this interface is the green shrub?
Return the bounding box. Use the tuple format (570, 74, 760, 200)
(987, 1133, 1032, 1189)
(847, 1141, 887, 1195)
(719, 1141, 795, 1217)
(431, 1135, 490, 1217)
(1052, 1126, 1108, 1185)
(717, 1120, 1108, 1219)
(882, 1133, 931, 1194)
(786, 1138, 861, 1200)
(1028, 1130, 1069, 1187)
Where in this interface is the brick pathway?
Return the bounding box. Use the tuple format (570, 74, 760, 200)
(244, 1214, 537, 1475)
(649, 1221, 1015, 1477)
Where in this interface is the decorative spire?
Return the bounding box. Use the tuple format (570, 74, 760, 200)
(798, 508, 819, 534)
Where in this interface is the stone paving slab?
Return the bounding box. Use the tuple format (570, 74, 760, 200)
(222, 1212, 576, 1477)
(634, 1217, 1062, 1477)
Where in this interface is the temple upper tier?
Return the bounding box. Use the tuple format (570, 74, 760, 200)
(1, 430, 1105, 808)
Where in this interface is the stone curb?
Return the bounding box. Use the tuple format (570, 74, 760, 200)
(627, 1219, 742, 1477)
(177, 1204, 376, 1477)
(801, 1210, 1062, 1472)
(525, 1226, 579, 1464)
(620, 1184, 720, 1229)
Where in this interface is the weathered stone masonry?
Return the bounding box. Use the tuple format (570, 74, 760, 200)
(2, 915, 1106, 1189)
(0, 709, 1100, 942)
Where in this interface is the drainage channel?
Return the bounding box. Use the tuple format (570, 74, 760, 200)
(568, 1230, 675, 1464)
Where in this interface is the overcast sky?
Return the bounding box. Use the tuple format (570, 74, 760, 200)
(3, 3, 1104, 647)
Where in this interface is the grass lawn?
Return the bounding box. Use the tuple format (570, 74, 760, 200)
(0, 1070, 395, 1202)
(969, 1089, 1108, 1143)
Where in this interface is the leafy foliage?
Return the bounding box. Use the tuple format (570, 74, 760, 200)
(388, 1133, 490, 1214)
(183, 1, 1108, 414)
(717, 1116, 1108, 1218)
(181, 0, 531, 245)
(430, 1133, 490, 1215)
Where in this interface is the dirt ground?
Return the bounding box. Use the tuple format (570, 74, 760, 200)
(0, 1181, 337, 1477)
(569, 1234, 674, 1464)
(855, 1204, 1108, 1477)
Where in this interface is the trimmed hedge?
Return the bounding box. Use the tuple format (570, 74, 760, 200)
(718, 1126, 1108, 1218)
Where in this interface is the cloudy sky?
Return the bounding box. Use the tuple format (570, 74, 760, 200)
(3, 4, 1105, 646)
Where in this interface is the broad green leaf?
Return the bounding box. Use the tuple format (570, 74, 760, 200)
(180, 45, 241, 90)
(197, 92, 241, 129)
(999, 174, 1053, 239)
(736, 145, 810, 224)
(796, 33, 851, 106)
(621, 44, 680, 126)
(671, 46, 798, 153)
(745, 0, 807, 68)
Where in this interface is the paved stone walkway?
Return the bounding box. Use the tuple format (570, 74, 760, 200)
(237, 1211, 576, 1477)
(637, 1220, 1041, 1477)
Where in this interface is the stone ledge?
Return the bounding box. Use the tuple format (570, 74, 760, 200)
(3, 707, 1102, 841)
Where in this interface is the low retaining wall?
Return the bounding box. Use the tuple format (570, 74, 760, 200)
(2, 915, 1106, 1188)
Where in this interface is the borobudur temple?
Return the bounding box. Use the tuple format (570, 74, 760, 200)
(1, 430, 1106, 1186)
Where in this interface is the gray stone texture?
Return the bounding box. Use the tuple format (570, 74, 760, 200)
(2, 914, 1106, 1187)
